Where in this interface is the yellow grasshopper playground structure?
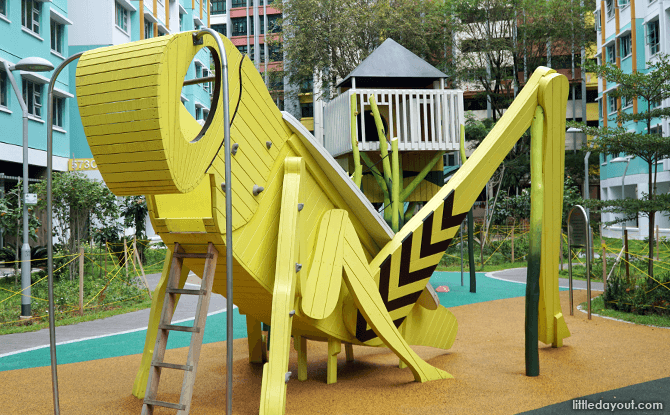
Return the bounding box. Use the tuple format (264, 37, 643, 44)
(76, 31, 570, 414)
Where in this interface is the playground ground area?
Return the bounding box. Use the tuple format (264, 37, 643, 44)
(1, 271, 668, 414)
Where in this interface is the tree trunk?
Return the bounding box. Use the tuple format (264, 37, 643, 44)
(648, 164, 654, 281)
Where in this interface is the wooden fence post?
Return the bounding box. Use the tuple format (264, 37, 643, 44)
(511, 221, 515, 263)
(79, 246, 85, 316)
(133, 237, 152, 299)
(602, 244, 607, 292)
(624, 230, 630, 280)
(124, 237, 128, 280)
(656, 225, 660, 262)
(104, 240, 107, 277)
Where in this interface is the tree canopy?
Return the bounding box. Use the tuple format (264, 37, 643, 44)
(448, 0, 596, 119)
(276, 0, 456, 99)
(577, 54, 670, 280)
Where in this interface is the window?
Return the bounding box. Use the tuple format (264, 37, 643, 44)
(599, 99, 603, 117)
(212, 24, 226, 36)
(267, 15, 282, 34)
(145, 20, 153, 39)
(195, 107, 202, 120)
(607, 44, 616, 64)
(236, 45, 247, 54)
(0, 0, 7, 18)
(116, 2, 128, 32)
(0, 70, 7, 108)
(231, 0, 246, 7)
(605, 0, 614, 19)
(621, 95, 631, 108)
(608, 94, 617, 114)
(179, 13, 184, 31)
(647, 20, 659, 56)
(203, 109, 209, 119)
(22, 79, 42, 118)
(51, 20, 64, 54)
(620, 34, 631, 58)
(650, 99, 660, 109)
(52, 97, 64, 127)
(299, 77, 313, 93)
(618, 0, 629, 7)
(211, 0, 226, 14)
(269, 78, 283, 92)
(231, 17, 251, 36)
(594, 10, 601, 31)
(567, 86, 583, 100)
(202, 68, 211, 93)
(300, 102, 313, 118)
(269, 44, 281, 62)
(22, 0, 41, 34)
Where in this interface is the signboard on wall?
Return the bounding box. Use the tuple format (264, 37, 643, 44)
(69, 158, 98, 171)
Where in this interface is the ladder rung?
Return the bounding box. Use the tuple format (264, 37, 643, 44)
(159, 324, 200, 333)
(166, 287, 206, 295)
(152, 361, 193, 371)
(173, 252, 214, 259)
(144, 399, 186, 411)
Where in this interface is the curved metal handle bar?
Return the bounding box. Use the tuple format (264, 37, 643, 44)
(193, 28, 234, 415)
(46, 50, 84, 415)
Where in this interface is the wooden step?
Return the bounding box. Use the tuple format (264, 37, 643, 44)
(159, 324, 200, 333)
(166, 287, 206, 295)
(173, 252, 214, 259)
(151, 361, 193, 371)
(144, 399, 186, 411)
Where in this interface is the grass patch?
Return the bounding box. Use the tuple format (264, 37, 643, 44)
(0, 244, 165, 335)
(581, 295, 670, 328)
(0, 298, 153, 335)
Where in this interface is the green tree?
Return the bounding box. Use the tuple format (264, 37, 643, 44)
(0, 181, 41, 287)
(275, 0, 456, 100)
(121, 196, 148, 240)
(35, 172, 119, 279)
(578, 54, 670, 281)
(447, 0, 595, 120)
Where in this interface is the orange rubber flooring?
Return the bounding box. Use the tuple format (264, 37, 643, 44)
(2, 289, 669, 414)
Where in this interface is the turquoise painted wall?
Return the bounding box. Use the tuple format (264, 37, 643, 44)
(597, 17, 666, 182)
(69, 1, 212, 159)
(0, 0, 73, 159)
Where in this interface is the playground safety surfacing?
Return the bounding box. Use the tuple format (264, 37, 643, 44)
(2, 273, 669, 414)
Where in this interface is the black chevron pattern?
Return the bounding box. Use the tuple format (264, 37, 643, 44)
(355, 190, 468, 342)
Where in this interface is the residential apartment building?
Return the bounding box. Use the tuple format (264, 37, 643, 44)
(68, 0, 212, 166)
(0, 0, 74, 196)
(595, 0, 670, 239)
(209, 0, 311, 132)
(455, 12, 600, 153)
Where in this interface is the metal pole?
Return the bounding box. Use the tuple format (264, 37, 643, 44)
(194, 28, 233, 415)
(460, 223, 464, 286)
(47, 51, 84, 415)
(621, 159, 630, 244)
(2, 60, 32, 318)
(584, 150, 591, 260)
(586, 213, 592, 320)
(568, 216, 573, 316)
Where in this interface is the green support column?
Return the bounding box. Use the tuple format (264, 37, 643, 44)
(526, 106, 545, 377)
(460, 124, 476, 293)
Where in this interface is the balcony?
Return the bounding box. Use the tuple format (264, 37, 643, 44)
(324, 88, 464, 157)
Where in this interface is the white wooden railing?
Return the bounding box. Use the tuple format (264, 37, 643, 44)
(324, 88, 464, 157)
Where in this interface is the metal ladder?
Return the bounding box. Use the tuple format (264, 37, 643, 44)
(142, 242, 218, 415)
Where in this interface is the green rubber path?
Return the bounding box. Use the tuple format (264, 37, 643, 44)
(1, 272, 556, 372)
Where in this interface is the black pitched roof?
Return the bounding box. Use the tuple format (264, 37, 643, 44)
(338, 38, 448, 88)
